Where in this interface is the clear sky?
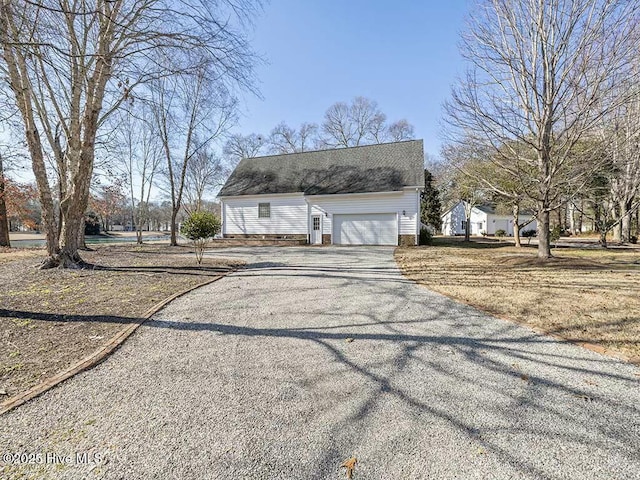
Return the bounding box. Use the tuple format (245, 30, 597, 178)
(232, 0, 471, 158)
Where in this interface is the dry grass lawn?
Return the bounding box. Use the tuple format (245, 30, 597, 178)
(0, 244, 242, 398)
(395, 238, 640, 362)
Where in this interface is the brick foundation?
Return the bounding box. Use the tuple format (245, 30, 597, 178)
(322, 234, 331, 245)
(398, 234, 417, 246)
(224, 233, 307, 241)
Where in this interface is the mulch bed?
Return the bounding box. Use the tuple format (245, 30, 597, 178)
(0, 244, 242, 398)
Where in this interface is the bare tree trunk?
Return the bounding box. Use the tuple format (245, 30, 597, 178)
(0, 154, 10, 247)
(136, 205, 145, 245)
(612, 206, 622, 242)
(578, 199, 584, 233)
(513, 203, 521, 248)
(537, 208, 551, 259)
(170, 210, 179, 245)
(599, 229, 608, 248)
(568, 202, 576, 235)
(620, 200, 632, 243)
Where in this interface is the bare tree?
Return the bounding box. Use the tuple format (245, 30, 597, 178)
(153, 66, 237, 246)
(448, 137, 538, 247)
(183, 149, 225, 214)
(388, 120, 415, 142)
(442, 143, 488, 242)
(369, 112, 388, 144)
(268, 121, 318, 154)
(298, 122, 319, 152)
(321, 96, 415, 148)
(321, 101, 355, 148)
(223, 133, 266, 160)
(443, 0, 640, 259)
(110, 103, 163, 244)
(0, 0, 259, 267)
(350, 96, 384, 146)
(607, 95, 640, 243)
(0, 150, 9, 247)
(0, 101, 14, 246)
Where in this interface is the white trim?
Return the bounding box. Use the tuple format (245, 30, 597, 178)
(332, 212, 399, 246)
(305, 190, 406, 200)
(415, 187, 420, 243)
(221, 188, 423, 201)
(305, 199, 311, 243)
(311, 214, 323, 244)
(219, 192, 304, 200)
(221, 199, 225, 236)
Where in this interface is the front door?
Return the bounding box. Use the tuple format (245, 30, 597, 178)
(312, 215, 322, 244)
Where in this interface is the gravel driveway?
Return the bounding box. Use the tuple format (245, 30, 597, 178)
(1, 246, 639, 479)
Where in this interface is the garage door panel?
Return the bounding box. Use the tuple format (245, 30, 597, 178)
(333, 213, 397, 245)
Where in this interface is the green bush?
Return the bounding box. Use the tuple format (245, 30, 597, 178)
(495, 229, 506, 237)
(419, 227, 433, 246)
(521, 229, 536, 244)
(84, 213, 100, 235)
(181, 211, 221, 264)
(550, 225, 562, 243)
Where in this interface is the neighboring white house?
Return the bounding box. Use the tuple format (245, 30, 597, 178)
(218, 140, 425, 246)
(441, 201, 537, 236)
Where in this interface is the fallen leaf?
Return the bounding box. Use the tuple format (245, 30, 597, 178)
(477, 447, 486, 455)
(574, 394, 593, 402)
(584, 380, 599, 386)
(345, 338, 354, 343)
(520, 374, 530, 382)
(341, 457, 357, 479)
(0, 388, 7, 395)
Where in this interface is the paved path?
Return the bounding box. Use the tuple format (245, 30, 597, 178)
(1, 247, 639, 479)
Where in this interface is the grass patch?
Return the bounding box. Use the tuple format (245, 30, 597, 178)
(395, 237, 640, 361)
(0, 244, 243, 398)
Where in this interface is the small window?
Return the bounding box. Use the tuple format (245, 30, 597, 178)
(258, 203, 270, 218)
(462, 220, 467, 231)
(313, 216, 320, 231)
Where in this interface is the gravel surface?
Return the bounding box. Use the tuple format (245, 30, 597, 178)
(1, 246, 639, 479)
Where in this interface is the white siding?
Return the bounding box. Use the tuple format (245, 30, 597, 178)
(222, 194, 307, 235)
(441, 202, 471, 235)
(308, 189, 419, 239)
(221, 189, 421, 243)
(485, 214, 537, 235)
(442, 201, 538, 236)
(469, 208, 487, 235)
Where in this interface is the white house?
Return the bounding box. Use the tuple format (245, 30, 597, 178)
(218, 140, 425, 246)
(441, 201, 537, 236)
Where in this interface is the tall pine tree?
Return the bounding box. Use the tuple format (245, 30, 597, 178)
(421, 169, 441, 232)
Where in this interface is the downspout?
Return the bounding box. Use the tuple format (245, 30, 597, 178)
(220, 199, 225, 238)
(304, 197, 311, 244)
(415, 187, 421, 245)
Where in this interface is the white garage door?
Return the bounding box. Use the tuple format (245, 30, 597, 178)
(333, 213, 397, 245)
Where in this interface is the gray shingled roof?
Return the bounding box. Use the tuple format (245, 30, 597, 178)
(218, 140, 425, 197)
(475, 204, 535, 216)
(475, 204, 497, 214)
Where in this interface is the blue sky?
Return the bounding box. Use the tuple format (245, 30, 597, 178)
(233, 0, 470, 158)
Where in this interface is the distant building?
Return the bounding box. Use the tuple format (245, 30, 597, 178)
(441, 202, 537, 236)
